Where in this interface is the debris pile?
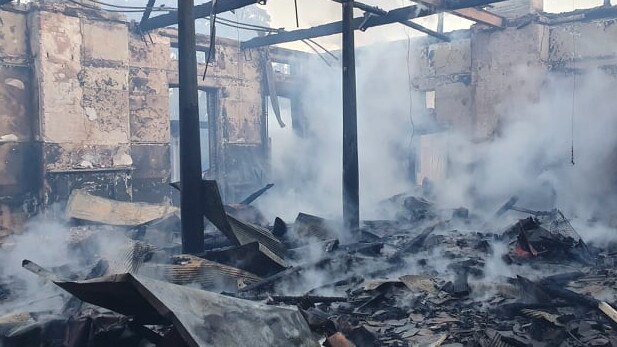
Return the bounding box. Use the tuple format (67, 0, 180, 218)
(2, 184, 617, 346)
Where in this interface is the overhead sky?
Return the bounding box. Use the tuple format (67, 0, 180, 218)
(257, 0, 611, 49)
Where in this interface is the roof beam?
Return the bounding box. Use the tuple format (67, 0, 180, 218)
(139, 0, 157, 30)
(141, 0, 261, 31)
(241, 0, 507, 49)
(331, 0, 449, 41)
(414, 0, 505, 28)
(451, 7, 504, 28)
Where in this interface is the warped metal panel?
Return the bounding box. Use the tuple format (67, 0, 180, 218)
(53, 274, 318, 347)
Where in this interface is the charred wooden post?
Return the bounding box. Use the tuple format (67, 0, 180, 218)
(178, 0, 205, 254)
(342, 0, 359, 233)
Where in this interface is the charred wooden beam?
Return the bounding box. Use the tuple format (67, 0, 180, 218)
(450, 7, 505, 28)
(142, 0, 261, 31)
(413, 0, 505, 28)
(332, 0, 450, 41)
(241, 0, 506, 48)
(140, 0, 157, 30)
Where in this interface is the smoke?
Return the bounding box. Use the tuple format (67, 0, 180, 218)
(259, 22, 617, 254)
(258, 37, 431, 223)
(0, 207, 155, 315)
(0, 207, 71, 315)
(432, 69, 617, 240)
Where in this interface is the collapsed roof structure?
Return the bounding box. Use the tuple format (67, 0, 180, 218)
(1, 0, 617, 345)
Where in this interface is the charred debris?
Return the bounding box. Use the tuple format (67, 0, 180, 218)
(2, 182, 617, 346)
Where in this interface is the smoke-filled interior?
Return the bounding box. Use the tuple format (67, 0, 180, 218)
(2, 0, 617, 346)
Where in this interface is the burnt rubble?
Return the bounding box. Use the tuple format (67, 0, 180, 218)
(2, 184, 617, 346)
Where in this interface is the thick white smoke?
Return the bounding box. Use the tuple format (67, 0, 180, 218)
(257, 37, 430, 223)
(435, 69, 617, 242)
(259, 23, 617, 250)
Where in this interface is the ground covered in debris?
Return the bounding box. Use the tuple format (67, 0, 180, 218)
(2, 185, 617, 346)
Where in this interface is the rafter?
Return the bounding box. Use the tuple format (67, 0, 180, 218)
(140, 0, 262, 31)
(414, 0, 505, 28)
(241, 0, 507, 49)
(139, 0, 157, 30)
(331, 0, 449, 41)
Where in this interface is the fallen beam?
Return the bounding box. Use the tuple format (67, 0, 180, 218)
(139, 0, 157, 30)
(241, 0, 507, 48)
(141, 0, 262, 31)
(239, 183, 274, 205)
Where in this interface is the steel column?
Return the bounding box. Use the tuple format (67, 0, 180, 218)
(342, 0, 359, 233)
(178, 0, 205, 254)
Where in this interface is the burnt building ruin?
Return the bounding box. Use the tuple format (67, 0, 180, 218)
(0, 1, 311, 236)
(2, 0, 617, 346)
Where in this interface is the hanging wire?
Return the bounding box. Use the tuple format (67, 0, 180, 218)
(306, 38, 338, 61)
(301, 39, 332, 67)
(69, 0, 283, 34)
(213, 17, 281, 33)
(86, 0, 177, 10)
(400, 1, 415, 149)
(202, 0, 217, 80)
(293, 0, 300, 27)
(67, 0, 167, 12)
(571, 30, 576, 166)
(570, 0, 576, 166)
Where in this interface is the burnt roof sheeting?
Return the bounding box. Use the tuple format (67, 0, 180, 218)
(137, 254, 262, 291)
(200, 242, 287, 277)
(202, 180, 286, 257)
(201, 180, 241, 245)
(173, 180, 288, 258)
(227, 214, 288, 258)
(53, 273, 318, 347)
(293, 213, 338, 243)
(65, 190, 178, 226)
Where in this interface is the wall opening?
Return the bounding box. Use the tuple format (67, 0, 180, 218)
(267, 96, 293, 162)
(170, 43, 213, 64)
(168, 87, 217, 182)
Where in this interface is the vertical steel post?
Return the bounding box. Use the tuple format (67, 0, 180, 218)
(178, 0, 204, 253)
(342, 0, 359, 233)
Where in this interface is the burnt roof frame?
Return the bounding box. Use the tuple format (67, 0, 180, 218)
(139, 0, 264, 32)
(241, 0, 509, 49)
(332, 0, 450, 42)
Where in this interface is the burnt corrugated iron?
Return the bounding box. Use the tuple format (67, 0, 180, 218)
(52, 273, 318, 347)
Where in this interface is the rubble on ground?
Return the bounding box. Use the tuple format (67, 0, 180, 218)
(2, 183, 617, 346)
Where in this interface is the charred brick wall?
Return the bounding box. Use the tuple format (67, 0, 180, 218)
(403, 5, 617, 183)
(164, 30, 267, 203)
(0, 8, 39, 237)
(0, 2, 268, 235)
